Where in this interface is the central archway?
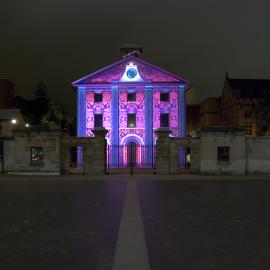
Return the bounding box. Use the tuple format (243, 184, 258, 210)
(127, 141, 137, 167)
(121, 134, 144, 167)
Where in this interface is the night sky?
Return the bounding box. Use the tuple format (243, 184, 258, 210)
(1, 0, 269, 115)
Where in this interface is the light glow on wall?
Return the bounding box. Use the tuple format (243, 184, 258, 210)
(119, 62, 144, 82)
(75, 56, 190, 167)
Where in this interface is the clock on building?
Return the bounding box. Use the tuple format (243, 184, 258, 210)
(126, 68, 137, 79)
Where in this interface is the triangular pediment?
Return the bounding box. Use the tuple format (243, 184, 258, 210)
(72, 56, 190, 86)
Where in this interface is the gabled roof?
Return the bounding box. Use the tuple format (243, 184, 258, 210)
(228, 78, 270, 99)
(72, 55, 190, 86)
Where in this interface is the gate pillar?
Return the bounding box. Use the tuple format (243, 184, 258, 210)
(86, 128, 108, 175)
(155, 128, 171, 175)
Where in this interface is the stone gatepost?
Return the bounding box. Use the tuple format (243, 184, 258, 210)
(61, 145, 71, 175)
(85, 128, 108, 175)
(155, 128, 171, 175)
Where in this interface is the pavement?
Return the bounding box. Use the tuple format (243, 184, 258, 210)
(0, 175, 270, 270)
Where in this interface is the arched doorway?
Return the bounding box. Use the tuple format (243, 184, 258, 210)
(127, 141, 137, 167)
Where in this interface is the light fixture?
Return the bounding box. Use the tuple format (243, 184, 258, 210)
(25, 123, 30, 127)
(11, 119, 17, 124)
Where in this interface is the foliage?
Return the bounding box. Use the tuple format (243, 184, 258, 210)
(15, 83, 75, 131)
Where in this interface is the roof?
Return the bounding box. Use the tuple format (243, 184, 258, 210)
(72, 55, 191, 87)
(228, 78, 270, 99)
(0, 109, 21, 120)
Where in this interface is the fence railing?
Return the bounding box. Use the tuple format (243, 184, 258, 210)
(107, 145, 156, 169)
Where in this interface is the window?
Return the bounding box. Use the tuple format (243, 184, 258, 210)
(160, 113, 169, 127)
(31, 147, 44, 161)
(94, 93, 103, 102)
(244, 110, 252, 118)
(94, 114, 103, 127)
(241, 124, 253, 136)
(217, 146, 230, 162)
(160, 93, 169, 102)
(127, 113, 136, 127)
(127, 93, 136, 102)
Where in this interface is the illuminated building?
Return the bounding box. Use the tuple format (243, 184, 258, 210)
(72, 50, 191, 167)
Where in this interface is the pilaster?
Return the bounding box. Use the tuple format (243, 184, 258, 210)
(144, 85, 153, 167)
(110, 86, 119, 167)
(77, 87, 86, 137)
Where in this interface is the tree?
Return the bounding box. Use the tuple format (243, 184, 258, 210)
(15, 82, 50, 125)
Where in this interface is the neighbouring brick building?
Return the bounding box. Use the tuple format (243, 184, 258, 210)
(187, 73, 270, 136)
(0, 80, 25, 137)
(0, 79, 14, 109)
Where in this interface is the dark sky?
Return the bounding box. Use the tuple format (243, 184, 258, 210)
(1, 0, 270, 115)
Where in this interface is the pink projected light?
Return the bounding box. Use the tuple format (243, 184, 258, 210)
(72, 54, 191, 168)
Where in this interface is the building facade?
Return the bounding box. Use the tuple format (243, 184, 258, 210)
(187, 73, 270, 136)
(72, 53, 191, 167)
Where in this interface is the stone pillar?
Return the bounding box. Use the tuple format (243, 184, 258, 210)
(144, 86, 153, 167)
(179, 85, 186, 168)
(190, 139, 201, 174)
(155, 128, 171, 175)
(86, 128, 108, 175)
(61, 145, 70, 175)
(110, 86, 119, 167)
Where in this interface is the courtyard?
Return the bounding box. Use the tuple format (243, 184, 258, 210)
(0, 175, 270, 270)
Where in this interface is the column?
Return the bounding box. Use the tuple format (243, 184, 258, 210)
(77, 87, 86, 166)
(179, 85, 186, 168)
(77, 87, 86, 137)
(110, 86, 119, 167)
(144, 86, 153, 167)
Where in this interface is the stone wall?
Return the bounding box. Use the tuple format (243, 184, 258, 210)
(246, 137, 270, 174)
(156, 127, 249, 175)
(1, 127, 108, 175)
(3, 127, 62, 174)
(199, 128, 246, 175)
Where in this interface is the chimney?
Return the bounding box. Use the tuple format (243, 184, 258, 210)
(120, 44, 143, 57)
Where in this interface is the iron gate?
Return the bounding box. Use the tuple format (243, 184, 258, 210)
(107, 144, 156, 174)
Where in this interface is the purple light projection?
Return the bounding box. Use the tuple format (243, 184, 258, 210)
(153, 87, 179, 142)
(86, 90, 111, 141)
(72, 55, 191, 168)
(119, 89, 145, 145)
(72, 56, 187, 86)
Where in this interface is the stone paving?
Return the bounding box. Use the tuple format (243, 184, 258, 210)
(0, 175, 270, 269)
(0, 177, 126, 270)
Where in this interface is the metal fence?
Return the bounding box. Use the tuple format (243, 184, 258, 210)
(107, 144, 156, 169)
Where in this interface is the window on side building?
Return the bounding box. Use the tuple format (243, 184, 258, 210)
(127, 113, 136, 128)
(160, 113, 169, 128)
(31, 147, 44, 161)
(217, 146, 230, 162)
(94, 114, 103, 128)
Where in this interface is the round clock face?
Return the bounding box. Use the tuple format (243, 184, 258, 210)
(126, 68, 137, 79)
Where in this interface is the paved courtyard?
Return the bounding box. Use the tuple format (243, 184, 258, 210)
(0, 175, 270, 269)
